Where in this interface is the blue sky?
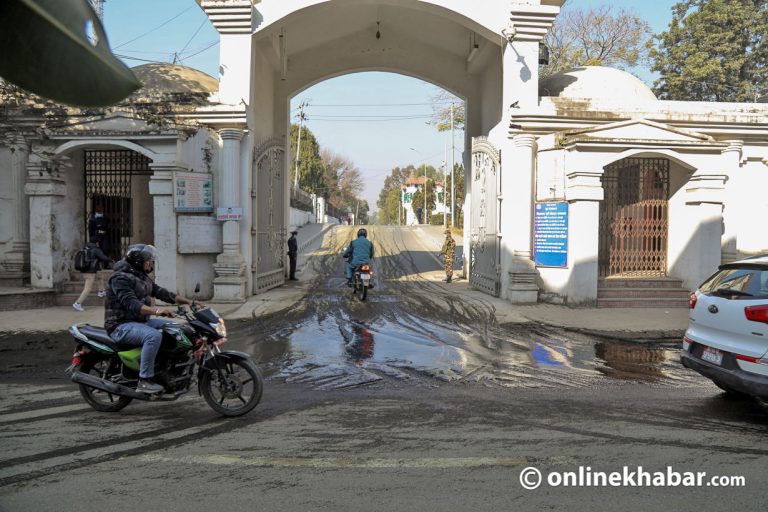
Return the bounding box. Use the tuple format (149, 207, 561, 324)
(103, 0, 678, 211)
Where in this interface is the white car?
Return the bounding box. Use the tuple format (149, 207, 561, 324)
(681, 255, 768, 398)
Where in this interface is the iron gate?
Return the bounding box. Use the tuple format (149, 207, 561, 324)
(599, 158, 670, 277)
(84, 150, 152, 260)
(469, 137, 501, 296)
(252, 139, 286, 293)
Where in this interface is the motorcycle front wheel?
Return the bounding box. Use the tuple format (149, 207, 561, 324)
(200, 358, 263, 417)
(78, 358, 133, 412)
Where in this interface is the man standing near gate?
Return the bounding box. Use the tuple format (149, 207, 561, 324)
(441, 229, 455, 283)
(287, 230, 298, 281)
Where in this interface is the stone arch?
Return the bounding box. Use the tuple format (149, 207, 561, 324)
(53, 139, 158, 160)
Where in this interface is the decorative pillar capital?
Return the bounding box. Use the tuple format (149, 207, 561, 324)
(219, 128, 245, 141)
(513, 134, 536, 149)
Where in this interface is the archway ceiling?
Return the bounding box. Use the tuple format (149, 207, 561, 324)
(255, 3, 497, 64)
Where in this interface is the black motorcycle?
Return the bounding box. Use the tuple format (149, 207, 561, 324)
(66, 305, 263, 417)
(351, 264, 373, 301)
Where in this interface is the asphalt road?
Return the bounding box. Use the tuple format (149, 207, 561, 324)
(1, 226, 766, 512)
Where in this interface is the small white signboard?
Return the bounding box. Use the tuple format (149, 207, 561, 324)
(174, 172, 213, 212)
(217, 207, 243, 221)
(177, 216, 222, 254)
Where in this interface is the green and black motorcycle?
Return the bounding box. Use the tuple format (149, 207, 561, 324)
(66, 305, 263, 417)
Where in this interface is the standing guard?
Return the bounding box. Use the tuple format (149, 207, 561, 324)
(441, 229, 455, 283)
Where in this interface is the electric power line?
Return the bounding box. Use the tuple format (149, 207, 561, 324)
(113, 5, 196, 50)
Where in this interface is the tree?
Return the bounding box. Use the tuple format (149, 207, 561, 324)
(376, 166, 413, 224)
(429, 90, 465, 132)
(321, 149, 364, 212)
(541, 6, 652, 78)
(443, 163, 465, 228)
(289, 124, 325, 195)
(650, 0, 768, 102)
(411, 179, 437, 223)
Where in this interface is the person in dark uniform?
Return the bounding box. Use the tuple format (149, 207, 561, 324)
(88, 205, 109, 255)
(287, 230, 298, 280)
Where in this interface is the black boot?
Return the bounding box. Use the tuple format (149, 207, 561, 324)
(442, 276, 452, 283)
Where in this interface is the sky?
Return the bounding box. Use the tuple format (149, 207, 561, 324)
(103, 0, 678, 212)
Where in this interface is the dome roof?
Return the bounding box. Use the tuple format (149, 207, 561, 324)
(539, 66, 656, 101)
(130, 63, 218, 95)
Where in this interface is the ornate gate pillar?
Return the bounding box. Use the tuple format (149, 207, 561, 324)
(24, 159, 65, 289)
(0, 135, 30, 285)
(720, 140, 743, 263)
(213, 128, 247, 302)
(501, 134, 539, 303)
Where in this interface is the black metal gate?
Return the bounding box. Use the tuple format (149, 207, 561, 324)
(84, 150, 152, 260)
(599, 158, 670, 277)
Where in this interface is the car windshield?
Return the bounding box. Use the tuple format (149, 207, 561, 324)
(699, 266, 768, 300)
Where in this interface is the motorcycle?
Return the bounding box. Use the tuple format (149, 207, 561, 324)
(351, 264, 373, 301)
(65, 304, 263, 417)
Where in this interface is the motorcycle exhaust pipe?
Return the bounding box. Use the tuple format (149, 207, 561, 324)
(71, 371, 149, 400)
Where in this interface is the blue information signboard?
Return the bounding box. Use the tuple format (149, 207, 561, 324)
(534, 201, 568, 267)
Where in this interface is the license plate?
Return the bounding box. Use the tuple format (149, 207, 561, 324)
(701, 346, 723, 366)
(361, 274, 370, 280)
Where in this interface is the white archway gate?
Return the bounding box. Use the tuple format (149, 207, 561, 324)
(469, 137, 501, 296)
(196, 0, 565, 301)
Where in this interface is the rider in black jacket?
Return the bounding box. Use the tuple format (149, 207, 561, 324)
(105, 244, 203, 394)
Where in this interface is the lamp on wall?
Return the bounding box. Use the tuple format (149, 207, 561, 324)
(376, 21, 381, 40)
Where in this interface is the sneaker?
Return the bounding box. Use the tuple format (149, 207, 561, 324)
(137, 379, 163, 394)
(72, 303, 84, 312)
(97, 290, 105, 298)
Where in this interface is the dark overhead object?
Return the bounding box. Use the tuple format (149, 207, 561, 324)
(0, 0, 141, 106)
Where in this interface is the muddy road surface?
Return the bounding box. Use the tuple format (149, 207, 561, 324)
(1, 225, 767, 511)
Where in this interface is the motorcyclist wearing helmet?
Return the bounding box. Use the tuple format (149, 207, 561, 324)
(343, 228, 374, 286)
(104, 244, 204, 394)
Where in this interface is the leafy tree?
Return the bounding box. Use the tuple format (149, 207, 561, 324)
(411, 179, 437, 223)
(376, 165, 413, 224)
(289, 124, 325, 195)
(442, 163, 465, 228)
(651, 0, 768, 101)
(541, 5, 652, 78)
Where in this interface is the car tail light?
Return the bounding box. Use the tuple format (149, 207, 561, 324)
(744, 305, 768, 324)
(689, 293, 698, 309)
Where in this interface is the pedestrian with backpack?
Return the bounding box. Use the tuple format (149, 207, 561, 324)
(73, 239, 112, 312)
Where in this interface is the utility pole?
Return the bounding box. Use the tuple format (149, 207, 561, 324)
(443, 136, 448, 228)
(423, 162, 428, 225)
(293, 102, 307, 189)
(355, 200, 359, 225)
(450, 102, 455, 228)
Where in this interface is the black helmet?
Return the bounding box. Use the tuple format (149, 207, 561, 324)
(125, 244, 157, 274)
(357, 228, 367, 238)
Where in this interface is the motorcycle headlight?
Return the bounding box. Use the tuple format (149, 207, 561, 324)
(210, 319, 227, 338)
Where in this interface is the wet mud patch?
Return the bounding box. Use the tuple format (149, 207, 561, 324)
(228, 226, 701, 391)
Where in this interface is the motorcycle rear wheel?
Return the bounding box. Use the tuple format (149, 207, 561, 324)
(201, 358, 263, 417)
(357, 281, 367, 301)
(78, 358, 133, 412)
